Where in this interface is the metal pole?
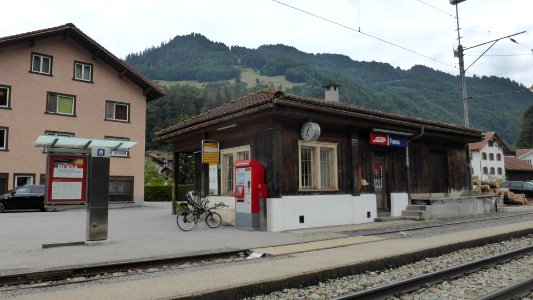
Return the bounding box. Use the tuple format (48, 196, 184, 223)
(455, 4, 469, 128)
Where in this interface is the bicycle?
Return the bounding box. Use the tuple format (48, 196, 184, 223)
(176, 191, 228, 231)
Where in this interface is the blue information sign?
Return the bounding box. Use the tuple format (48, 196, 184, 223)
(388, 135, 408, 148)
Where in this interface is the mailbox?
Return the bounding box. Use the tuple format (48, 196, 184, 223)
(233, 159, 266, 230)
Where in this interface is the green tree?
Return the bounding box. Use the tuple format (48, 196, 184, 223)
(144, 157, 168, 186)
(517, 104, 533, 148)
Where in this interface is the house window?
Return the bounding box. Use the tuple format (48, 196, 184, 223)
(0, 85, 10, 108)
(483, 167, 488, 175)
(298, 141, 338, 190)
(220, 145, 250, 194)
(73, 61, 93, 82)
(0, 127, 8, 150)
(109, 176, 133, 202)
(46, 92, 76, 116)
(497, 167, 502, 175)
(0, 173, 8, 193)
(482, 152, 487, 160)
(106, 101, 130, 122)
(31, 53, 52, 75)
(488, 141, 494, 147)
(496, 153, 501, 161)
(490, 167, 495, 175)
(44, 131, 74, 152)
(105, 136, 130, 157)
(14, 174, 34, 187)
(489, 153, 494, 161)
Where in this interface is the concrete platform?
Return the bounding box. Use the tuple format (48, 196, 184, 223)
(2, 203, 533, 299)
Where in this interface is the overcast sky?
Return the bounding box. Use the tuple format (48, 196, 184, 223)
(3, 0, 533, 89)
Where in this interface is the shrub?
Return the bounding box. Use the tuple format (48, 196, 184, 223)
(144, 184, 195, 202)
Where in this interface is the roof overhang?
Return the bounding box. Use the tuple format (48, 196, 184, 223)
(34, 135, 136, 151)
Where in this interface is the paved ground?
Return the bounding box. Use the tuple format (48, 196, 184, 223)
(0, 202, 381, 275)
(2, 201, 533, 277)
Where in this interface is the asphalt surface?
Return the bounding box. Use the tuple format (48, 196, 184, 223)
(0, 202, 357, 275)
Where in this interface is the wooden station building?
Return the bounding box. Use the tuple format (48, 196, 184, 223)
(155, 88, 482, 231)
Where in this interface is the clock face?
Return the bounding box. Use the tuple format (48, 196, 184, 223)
(301, 122, 321, 141)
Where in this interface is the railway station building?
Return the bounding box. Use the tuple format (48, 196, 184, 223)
(156, 88, 482, 231)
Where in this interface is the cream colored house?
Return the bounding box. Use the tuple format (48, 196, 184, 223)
(0, 23, 164, 203)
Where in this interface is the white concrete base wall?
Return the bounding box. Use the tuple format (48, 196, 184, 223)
(133, 195, 144, 205)
(390, 193, 408, 217)
(267, 194, 377, 232)
(207, 196, 235, 225)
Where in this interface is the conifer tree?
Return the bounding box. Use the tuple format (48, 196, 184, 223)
(517, 104, 533, 148)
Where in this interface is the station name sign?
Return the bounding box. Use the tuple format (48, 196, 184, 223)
(370, 132, 408, 148)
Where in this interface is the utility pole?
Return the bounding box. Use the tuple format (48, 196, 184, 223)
(450, 0, 525, 128)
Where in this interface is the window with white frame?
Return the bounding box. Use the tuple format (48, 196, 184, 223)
(220, 145, 250, 195)
(497, 167, 502, 175)
(106, 101, 130, 122)
(490, 167, 495, 175)
(482, 152, 487, 160)
(483, 167, 488, 175)
(46, 92, 75, 116)
(74, 61, 93, 82)
(0, 127, 7, 150)
(0, 85, 10, 108)
(14, 174, 34, 187)
(105, 136, 130, 157)
(496, 153, 502, 161)
(489, 153, 494, 161)
(31, 53, 52, 75)
(298, 141, 338, 190)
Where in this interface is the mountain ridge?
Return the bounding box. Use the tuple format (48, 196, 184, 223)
(126, 33, 533, 149)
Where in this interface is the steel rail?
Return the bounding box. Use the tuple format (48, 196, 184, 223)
(332, 244, 533, 300)
(476, 276, 533, 300)
(0, 249, 246, 286)
(348, 211, 533, 237)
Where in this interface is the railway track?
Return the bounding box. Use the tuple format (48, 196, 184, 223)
(0, 249, 246, 289)
(332, 244, 533, 299)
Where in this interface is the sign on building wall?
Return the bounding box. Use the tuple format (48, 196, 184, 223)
(202, 140, 219, 164)
(208, 163, 218, 196)
(370, 132, 408, 148)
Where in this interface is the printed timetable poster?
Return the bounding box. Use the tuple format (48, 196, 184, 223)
(47, 155, 88, 204)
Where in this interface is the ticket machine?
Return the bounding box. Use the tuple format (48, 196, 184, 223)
(233, 159, 266, 230)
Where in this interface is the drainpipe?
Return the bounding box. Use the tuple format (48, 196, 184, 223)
(406, 126, 425, 202)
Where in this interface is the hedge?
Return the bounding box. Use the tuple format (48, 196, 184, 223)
(144, 184, 195, 202)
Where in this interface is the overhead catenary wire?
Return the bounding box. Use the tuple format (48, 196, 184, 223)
(272, 0, 530, 97)
(271, 0, 457, 70)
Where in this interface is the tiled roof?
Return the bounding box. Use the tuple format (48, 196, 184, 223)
(155, 89, 481, 141)
(0, 23, 164, 101)
(468, 131, 514, 155)
(505, 156, 533, 171)
(516, 148, 533, 158)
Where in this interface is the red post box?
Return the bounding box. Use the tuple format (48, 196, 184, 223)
(233, 159, 265, 229)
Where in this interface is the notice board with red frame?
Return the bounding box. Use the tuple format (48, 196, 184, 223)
(46, 155, 88, 204)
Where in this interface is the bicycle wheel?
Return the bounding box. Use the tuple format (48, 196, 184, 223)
(177, 210, 196, 231)
(205, 212, 222, 228)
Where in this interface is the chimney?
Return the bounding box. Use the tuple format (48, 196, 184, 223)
(323, 83, 340, 102)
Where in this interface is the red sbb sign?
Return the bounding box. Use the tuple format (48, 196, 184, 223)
(370, 132, 389, 146)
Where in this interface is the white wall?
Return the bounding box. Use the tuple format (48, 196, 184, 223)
(390, 193, 408, 217)
(206, 196, 235, 225)
(267, 194, 377, 232)
(471, 142, 505, 180)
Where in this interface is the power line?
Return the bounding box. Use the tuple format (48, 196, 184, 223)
(272, 0, 529, 96)
(470, 90, 527, 99)
(413, 0, 491, 34)
(271, 0, 457, 69)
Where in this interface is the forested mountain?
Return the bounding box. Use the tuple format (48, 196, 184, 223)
(126, 33, 533, 150)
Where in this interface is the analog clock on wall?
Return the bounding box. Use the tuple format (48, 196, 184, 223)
(301, 122, 321, 141)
